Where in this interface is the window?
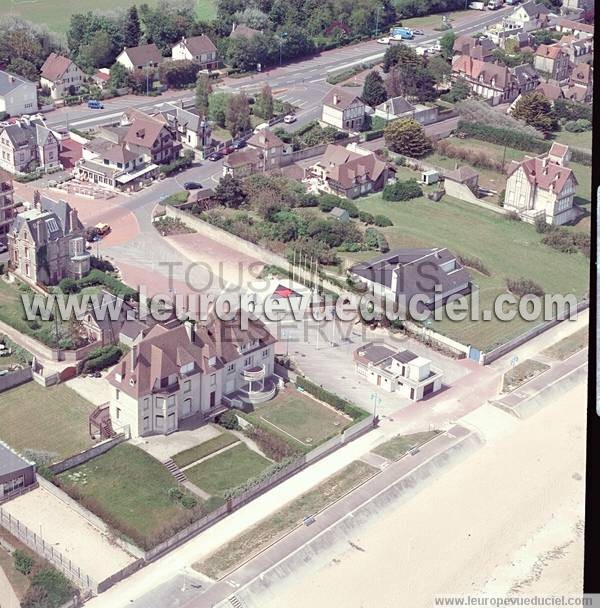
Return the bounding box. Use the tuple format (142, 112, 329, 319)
(116, 389, 120, 400)
(143, 398, 149, 410)
(2, 476, 24, 495)
(210, 374, 216, 387)
(262, 349, 269, 358)
(244, 356, 253, 366)
(227, 363, 235, 373)
(184, 380, 191, 393)
(116, 407, 121, 419)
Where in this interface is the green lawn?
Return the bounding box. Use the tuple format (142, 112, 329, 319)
(400, 9, 472, 30)
(0, 0, 217, 34)
(185, 443, 271, 497)
(351, 194, 589, 351)
(194, 460, 376, 579)
(552, 129, 592, 151)
(254, 388, 352, 446)
(172, 432, 238, 468)
(0, 383, 97, 461)
(57, 443, 202, 549)
(372, 431, 440, 460)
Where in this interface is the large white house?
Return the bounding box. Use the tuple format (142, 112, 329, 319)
(504, 142, 578, 225)
(0, 70, 38, 117)
(171, 35, 218, 70)
(108, 315, 277, 438)
(321, 87, 365, 131)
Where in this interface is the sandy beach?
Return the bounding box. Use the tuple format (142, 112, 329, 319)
(250, 377, 586, 608)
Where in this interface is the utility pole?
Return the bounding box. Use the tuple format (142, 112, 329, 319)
(370, 392, 381, 419)
(375, 6, 382, 38)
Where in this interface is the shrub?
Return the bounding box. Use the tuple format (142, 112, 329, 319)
(457, 255, 490, 276)
(83, 344, 123, 373)
(23, 568, 74, 608)
(359, 211, 374, 224)
(216, 410, 241, 430)
(374, 215, 393, 227)
(244, 425, 301, 461)
(436, 139, 503, 172)
(564, 120, 585, 133)
(90, 256, 115, 272)
(223, 456, 299, 500)
(382, 179, 423, 201)
(295, 376, 368, 421)
(364, 227, 380, 249)
(317, 195, 339, 213)
(58, 278, 79, 294)
(76, 269, 137, 301)
(541, 227, 589, 256)
(505, 210, 521, 221)
(377, 232, 390, 253)
(534, 215, 549, 234)
(168, 487, 184, 502)
(160, 150, 194, 177)
(553, 98, 593, 123)
(13, 549, 34, 575)
(506, 278, 544, 298)
(181, 495, 198, 509)
(456, 121, 550, 155)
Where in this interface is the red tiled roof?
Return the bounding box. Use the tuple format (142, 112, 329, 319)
(322, 87, 364, 110)
(179, 35, 217, 55)
(122, 43, 163, 67)
(508, 154, 577, 195)
(123, 116, 168, 149)
(41, 53, 77, 82)
(557, 18, 594, 35)
(535, 44, 563, 59)
(452, 55, 509, 88)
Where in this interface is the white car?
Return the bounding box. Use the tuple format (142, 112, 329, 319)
(377, 37, 390, 45)
(283, 114, 296, 124)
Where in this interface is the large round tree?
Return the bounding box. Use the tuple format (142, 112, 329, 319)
(384, 118, 432, 158)
(361, 71, 387, 108)
(512, 91, 559, 133)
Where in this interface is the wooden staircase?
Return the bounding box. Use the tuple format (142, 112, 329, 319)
(163, 458, 187, 483)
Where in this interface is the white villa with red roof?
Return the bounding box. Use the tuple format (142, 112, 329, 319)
(108, 316, 277, 438)
(504, 142, 578, 225)
(171, 35, 218, 70)
(40, 53, 86, 100)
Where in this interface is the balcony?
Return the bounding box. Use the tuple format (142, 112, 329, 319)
(241, 364, 266, 382)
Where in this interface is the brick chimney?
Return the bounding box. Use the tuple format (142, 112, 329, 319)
(131, 344, 138, 369)
(215, 317, 223, 358)
(184, 319, 195, 344)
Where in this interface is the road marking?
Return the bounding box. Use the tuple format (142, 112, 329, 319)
(309, 78, 326, 83)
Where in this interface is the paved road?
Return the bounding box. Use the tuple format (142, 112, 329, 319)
(43, 6, 512, 134)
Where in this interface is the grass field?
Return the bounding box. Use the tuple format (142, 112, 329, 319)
(253, 389, 352, 447)
(184, 443, 271, 497)
(400, 9, 472, 30)
(552, 128, 592, 151)
(172, 432, 238, 469)
(57, 443, 202, 549)
(372, 431, 440, 460)
(541, 326, 588, 361)
(0, 0, 217, 34)
(351, 194, 589, 351)
(194, 460, 376, 579)
(0, 382, 97, 461)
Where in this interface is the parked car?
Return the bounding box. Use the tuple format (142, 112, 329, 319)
(95, 223, 111, 236)
(283, 114, 296, 124)
(377, 37, 390, 45)
(207, 151, 224, 161)
(232, 139, 246, 150)
(222, 145, 234, 155)
(253, 122, 269, 133)
(87, 100, 104, 109)
(0, 243, 7, 253)
(412, 29, 424, 35)
(183, 181, 202, 190)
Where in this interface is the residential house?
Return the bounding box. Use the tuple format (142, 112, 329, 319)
(0, 70, 38, 117)
(321, 88, 365, 131)
(307, 144, 391, 200)
(0, 117, 60, 175)
(349, 247, 471, 312)
(171, 35, 218, 70)
(108, 314, 277, 438)
(558, 34, 594, 65)
(504, 142, 578, 225)
(554, 18, 594, 38)
(223, 128, 291, 177)
(92, 69, 111, 90)
(535, 81, 565, 101)
(452, 35, 496, 61)
(0, 441, 36, 504)
(451, 56, 539, 105)
(534, 44, 571, 82)
(0, 170, 17, 239)
(8, 194, 90, 286)
(561, 0, 593, 11)
(116, 43, 163, 71)
(353, 342, 444, 401)
(156, 102, 212, 150)
(40, 53, 86, 100)
(75, 109, 180, 191)
(494, 31, 533, 52)
(230, 23, 262, 40)
(374, 96, 439, 125)
(563, 63, 593, 102)
(505, 1, 550, 32)
(444, 165, 479, 189)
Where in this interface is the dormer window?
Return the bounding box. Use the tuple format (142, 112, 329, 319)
(115, 373, 122, 382)
(209, 356, 217, 367)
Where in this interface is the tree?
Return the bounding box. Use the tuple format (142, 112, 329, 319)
(256, 83, 274, 120)
(384, 118, 432, 158)
(208, 91, 230, 127)
(7, 57, 38, 81)
(439, 30, 456, 60)
(361, 71, 387, 108)
(441, 76, 470, 102)
(77, 30, 116, 70)
(226, 92, 251, 136)
(387, 64, 436, 102)
(427, 55, 451, 86)
(383, 43, 420, 73)
(215, 175, 247, 209)
(124, 5, 142, 48)
(195, 73, 212, 116)
(512, 91, 559, 133)
(158, 60, 201, 87)
(108, 62, 130, 89)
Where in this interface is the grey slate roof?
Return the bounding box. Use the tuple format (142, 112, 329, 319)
(0, 441, 32, 476)
(376, 96, 415, 116)
(0, 70, 34, 96)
